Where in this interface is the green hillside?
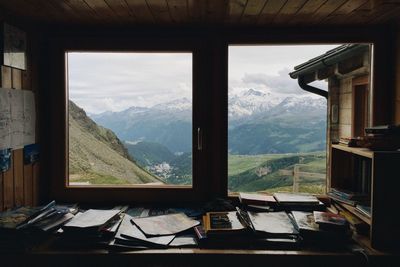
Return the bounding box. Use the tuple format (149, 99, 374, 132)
(69, 100, 163, 185)
(124, 141, 176, 166)
(228, 152, 326, 193)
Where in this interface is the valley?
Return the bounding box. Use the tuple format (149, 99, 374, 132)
(69, 88, 327, 193)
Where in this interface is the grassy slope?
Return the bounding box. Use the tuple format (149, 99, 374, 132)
(69, 102, 163, 185)
(228, 152, 326, 194)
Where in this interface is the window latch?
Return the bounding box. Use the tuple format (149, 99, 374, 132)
(197, 127, 202, 151)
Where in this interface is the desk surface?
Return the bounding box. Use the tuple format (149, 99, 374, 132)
(3, 236, 396, 267)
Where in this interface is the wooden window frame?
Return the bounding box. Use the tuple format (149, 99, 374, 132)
(44, 35, 216, 203)
(43, 27, 393, 204)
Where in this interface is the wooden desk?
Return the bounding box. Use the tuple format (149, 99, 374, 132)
(4, 236, 397, 267)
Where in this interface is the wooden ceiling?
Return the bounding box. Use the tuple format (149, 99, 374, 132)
(0, 0, 399, 27)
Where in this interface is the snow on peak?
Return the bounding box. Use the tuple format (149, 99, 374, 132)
(152, 97, 192, 111)
(243, 88, 266, 97)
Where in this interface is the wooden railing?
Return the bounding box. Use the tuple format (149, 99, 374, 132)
(279, 164, 325, 192)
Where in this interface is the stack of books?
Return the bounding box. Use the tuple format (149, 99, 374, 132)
(238, 192, 326, 212)
(0, 201, 77, 251)
(272, 192, 325, 211)
(59, 208, 124, 247)
(364, 124, 400, 150)
(199, 209, 299, 248)
(111, 212, 199, 249)
(291, 211, 350, 243)
(238, 192, 276, 211)
(328, 188, 369, 207)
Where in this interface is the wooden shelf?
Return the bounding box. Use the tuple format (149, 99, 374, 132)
(330, 144, 400, 249)
(331, 144, 373, 158)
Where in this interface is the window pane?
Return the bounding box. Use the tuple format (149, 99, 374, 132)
(67, 52, 192, 187)
(228, 45, 338, 194)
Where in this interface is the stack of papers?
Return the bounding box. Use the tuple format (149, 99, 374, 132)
(112, 213, 199, 249)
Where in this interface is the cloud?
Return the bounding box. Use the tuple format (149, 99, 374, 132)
(67, 52, 192, 114)
(241, 68, 327, 95)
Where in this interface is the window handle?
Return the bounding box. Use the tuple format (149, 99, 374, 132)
(197, 127, 202, 151)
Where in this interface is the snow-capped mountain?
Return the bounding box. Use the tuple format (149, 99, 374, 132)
(89, 88, 327, 154)
(228, 89, 283, 118)
(152, 97, 192, 111)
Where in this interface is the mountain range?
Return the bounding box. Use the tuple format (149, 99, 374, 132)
(91, 89, 327, 155)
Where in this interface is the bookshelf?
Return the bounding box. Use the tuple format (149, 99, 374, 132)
(330, 144, 400, 249)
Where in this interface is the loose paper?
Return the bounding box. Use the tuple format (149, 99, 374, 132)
(0, 88, 35, 150)
(64, 209, 120, 228)
(117, 214, 174, 246)
(131, 213, 200, 236)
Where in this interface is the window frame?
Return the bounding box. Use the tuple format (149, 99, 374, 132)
(223, 28, 394, 197)
(43, 27, 394, 204)
(45, 35, 213, 203)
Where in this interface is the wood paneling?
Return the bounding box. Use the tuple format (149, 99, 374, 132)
(105, 0, 135, 22)
(273, 0, 307, 24)
(3, 164, 14, 210)
(257, 0, 286, 24)
(0, 24, 39, 210)
(33, 163, 40, 205)
(147, 0, 172, 24)
(13, 149, 24, 206)
(227, 0, 247, 23)
(1, 66, 12, 88)
(167, 0, 188, 23)
(241, 0, 267, 24)
(126, 0, 155, 23)
(23, 164, 33, 206)
(0, 0, 399, 26)
(12, 69, 22, 89)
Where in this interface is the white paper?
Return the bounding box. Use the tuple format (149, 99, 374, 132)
(0, 90, 11, 149)
(23, 90, 35, 145)
(10, 89, 24, 149)
(0, 88, 36, 150)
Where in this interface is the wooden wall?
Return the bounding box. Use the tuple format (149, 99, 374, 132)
(0, 29, 40, 211)
(395, 28, 400, 124)
(338, 77, 353, 138)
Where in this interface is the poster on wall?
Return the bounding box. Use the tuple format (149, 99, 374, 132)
(0, 88, 35, 150)
(1, 23, 27, 70)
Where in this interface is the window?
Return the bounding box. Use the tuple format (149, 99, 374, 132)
(67, 52, 193, 187)
(227, 44, 370, 195)
(46, 31, 383, 203)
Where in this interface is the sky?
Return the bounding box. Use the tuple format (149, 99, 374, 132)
(68, 45, 340, 114)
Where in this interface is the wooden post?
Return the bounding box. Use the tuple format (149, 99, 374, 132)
(293, 165, 300, 193)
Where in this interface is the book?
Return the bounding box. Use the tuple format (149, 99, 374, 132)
(355, 204, 371, 218)
(273, 192, 325, 211)
(63, 209, 121, 230)
(273, 192, 320, 205)
(365, 124, 400, 135)
(330, 188, 369, 201)
(238, 192, 276, 206)
(313, 211, 349, 232)
(0, 207, 40, 231)
(202, 211, 248, 236)
(327, 192, 358, 206)
(247, 211, 298, 237)
(131, 213, 200, 236)
(291, 211, 350, 242)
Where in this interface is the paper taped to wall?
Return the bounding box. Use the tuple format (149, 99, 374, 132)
(0, 88, 35, 150)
